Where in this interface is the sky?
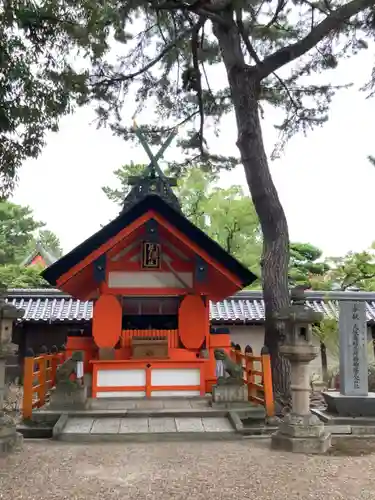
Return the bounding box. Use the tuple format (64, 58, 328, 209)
(11, 48, 375, 259)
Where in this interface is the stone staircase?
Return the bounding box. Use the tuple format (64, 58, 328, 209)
(19, 397, 277, 441)
(54, 414, 238, 442)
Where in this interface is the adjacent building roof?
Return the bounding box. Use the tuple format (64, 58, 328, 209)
(42, 194, 257, 289)
(21, 242, 58, 268)
(6, 289, 375, 325)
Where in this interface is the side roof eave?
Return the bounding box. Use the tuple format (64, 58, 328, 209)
(42, 195, 257, 288)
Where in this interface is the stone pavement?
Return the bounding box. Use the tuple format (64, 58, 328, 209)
(62, 416, 234, 435)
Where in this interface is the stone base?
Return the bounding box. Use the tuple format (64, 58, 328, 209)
(212, 384, 246, 406)
(323, 391, 375, 417)
(49, 384, 88, 410)
(99, 348, 115, 360)
(313, 408, 375, 426)
(83, 374, 92, 398)
(0, 414, 23, 455)
(270, 413, 331, 454)
(271, 431, 331, 453)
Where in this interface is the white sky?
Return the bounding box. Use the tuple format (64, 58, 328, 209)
(11, 48, 375, 259)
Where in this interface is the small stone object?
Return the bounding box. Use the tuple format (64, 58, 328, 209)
(0, 412, 23, 455)
(212, 349, 247, 406)
(212, 384, 247, 407)
(214, 349, 243, 385)
(50, 351, 87, 410)
(49, 384, 87, 410)
(0, 357, 22, 455)
(55, 351, 83, 387)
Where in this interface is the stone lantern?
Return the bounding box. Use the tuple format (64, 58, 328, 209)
(0, 294, 24, 355)
(271, 287, 331, 454)
(0, 288, 24, 454)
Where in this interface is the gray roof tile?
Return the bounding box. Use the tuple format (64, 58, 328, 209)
(5, 289, 375, 325)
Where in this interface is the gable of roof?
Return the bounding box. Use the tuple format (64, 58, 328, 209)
(42, 194, 257, 288)
(21, 242, 58, 268)
(6, 289, 375, 325)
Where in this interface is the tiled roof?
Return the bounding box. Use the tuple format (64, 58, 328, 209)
(5, 289, 375, 325)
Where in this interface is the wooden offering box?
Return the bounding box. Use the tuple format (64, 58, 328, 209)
(131, 335, 169, 359)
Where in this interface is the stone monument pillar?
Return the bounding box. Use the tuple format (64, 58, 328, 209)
(323, 297, 375, 416)
(271, 288, 331, 454)
(0, 290, 24, 454)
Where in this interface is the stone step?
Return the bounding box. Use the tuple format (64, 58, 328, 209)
(54, 415, 241, 442)
(31, 407, 229, 424)
(17, 423, 53, 439)
(239, 425, 278, 436)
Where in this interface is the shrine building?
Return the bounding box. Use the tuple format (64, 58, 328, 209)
(41, 159, 257, 398)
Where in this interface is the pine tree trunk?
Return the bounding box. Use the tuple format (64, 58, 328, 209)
(214, 23, 291, 407)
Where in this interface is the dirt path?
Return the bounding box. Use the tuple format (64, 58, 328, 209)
(0, 439, 374, 500)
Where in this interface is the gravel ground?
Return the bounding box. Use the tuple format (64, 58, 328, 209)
(0, 439, 374, 500)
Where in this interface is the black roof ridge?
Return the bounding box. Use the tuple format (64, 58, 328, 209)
(5, 288, 375, 301)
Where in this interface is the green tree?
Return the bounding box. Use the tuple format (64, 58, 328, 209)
(289, 243, 329, 288)
(204, 185, 262, 276)
(0, 200, 62, 288)
(102, 162, 147, 204)
(315, 244, 375, 290)
(312, 318, 339, 383)
(0, 2, 110, 197)
(174, 168, 218, 229)
(37, 230, 63, 258)
(0, 264, 50, 288)
(0, 201, 43, 265)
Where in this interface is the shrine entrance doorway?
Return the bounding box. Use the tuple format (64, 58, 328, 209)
(121, 296, 180, 331)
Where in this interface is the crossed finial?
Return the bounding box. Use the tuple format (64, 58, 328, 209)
(131, 120, 178, 186)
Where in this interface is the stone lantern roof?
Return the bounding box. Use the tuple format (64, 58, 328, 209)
(274, 287, 323, 325)
(0, 286, 24, 321)
(0, 299, 24, 321)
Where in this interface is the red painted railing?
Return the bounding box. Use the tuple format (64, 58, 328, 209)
(230, 346, 275, 417)
(23, 347, 65, 419)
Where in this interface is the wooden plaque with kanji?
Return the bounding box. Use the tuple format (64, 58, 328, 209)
(142, 242, 161, 269)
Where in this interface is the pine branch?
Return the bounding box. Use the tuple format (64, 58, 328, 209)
(236, 8, 261, 65)
(151, 0, 231, 27)
(91, 27, 193, 86)
(257, 0, 375, 80)
(264, 0, 288, 29)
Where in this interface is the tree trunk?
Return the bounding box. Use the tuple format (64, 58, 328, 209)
(320, 341, 328, 383)
(214, 23, 291, 407)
